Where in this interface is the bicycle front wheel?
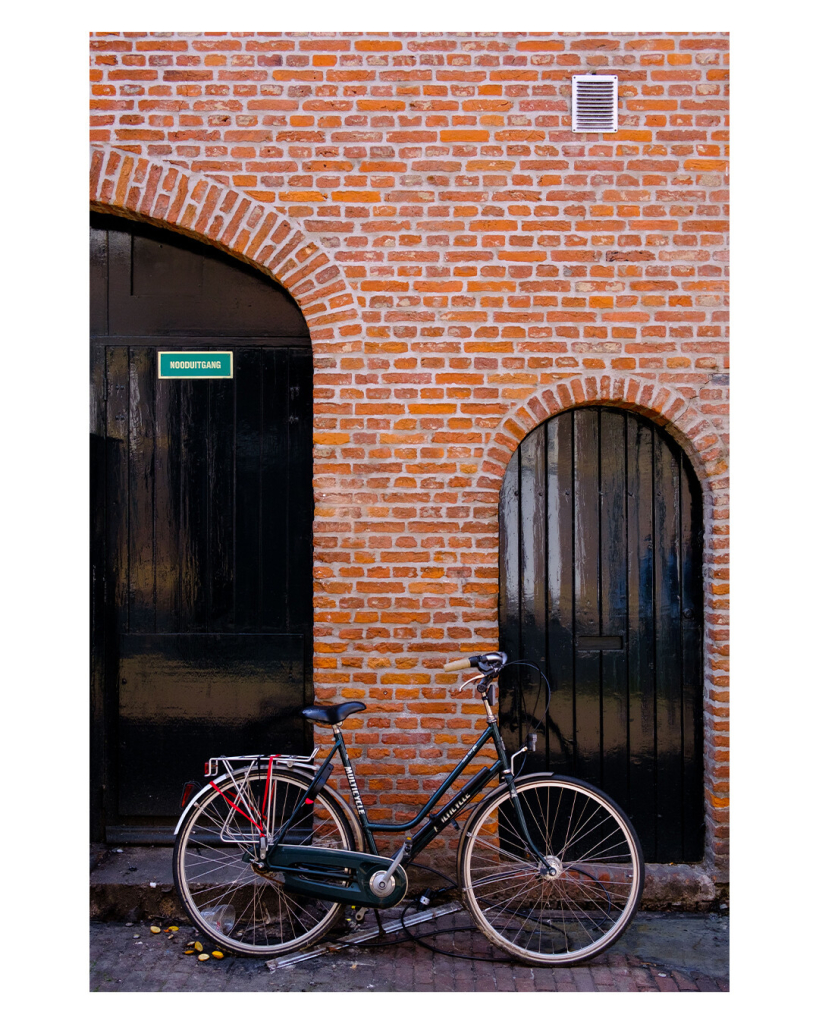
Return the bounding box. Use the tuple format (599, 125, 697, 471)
(173, 768, 355, 957)
(458, 774, 644, 966)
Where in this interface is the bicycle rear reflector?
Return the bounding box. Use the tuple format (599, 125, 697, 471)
(180, 781, 198, 809)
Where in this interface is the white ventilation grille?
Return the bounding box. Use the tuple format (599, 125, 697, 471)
(572, 75, 618, 133)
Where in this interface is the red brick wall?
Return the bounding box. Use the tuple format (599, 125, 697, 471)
(90, 31, 729, 876)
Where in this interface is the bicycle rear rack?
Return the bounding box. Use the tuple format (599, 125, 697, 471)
(204, 748, 320, 778)
(200, 749, 322, 847)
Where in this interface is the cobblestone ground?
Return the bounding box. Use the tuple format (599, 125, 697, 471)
(90, 908, 728, 993)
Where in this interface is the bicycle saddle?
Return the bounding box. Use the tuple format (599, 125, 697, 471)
(300, 701, 366, 726)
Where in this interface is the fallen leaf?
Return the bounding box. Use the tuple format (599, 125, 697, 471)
(168, 926, 179, 932)
(194, 941, 203, 952)
(212, 951, 224, 959)
(150, 926, 161, 934)
(198, 953, 210, 961)
(184, 950, 195, 955)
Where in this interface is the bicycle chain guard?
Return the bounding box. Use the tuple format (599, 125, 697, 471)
(264, 845, 409, 909)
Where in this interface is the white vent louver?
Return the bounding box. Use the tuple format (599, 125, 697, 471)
(572, 75, 618, 133)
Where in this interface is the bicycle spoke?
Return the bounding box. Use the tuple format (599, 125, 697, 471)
(470, 833, 533, 869)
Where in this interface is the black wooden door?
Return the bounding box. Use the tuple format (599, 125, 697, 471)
(499, 408, 704, 862)
(90, 215, 314, 841)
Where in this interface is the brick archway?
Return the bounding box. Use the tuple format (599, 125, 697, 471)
(477, 373, 728, 499)
(478, 375, 728, 878)
(89, 144, 363, 344)
(89, 143, 367, 782)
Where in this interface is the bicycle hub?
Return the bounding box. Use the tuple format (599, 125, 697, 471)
(539, 856, 563, 879)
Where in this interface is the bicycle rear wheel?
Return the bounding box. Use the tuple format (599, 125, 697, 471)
(173, 768, 355, 957)
(458, 774, 644, 965)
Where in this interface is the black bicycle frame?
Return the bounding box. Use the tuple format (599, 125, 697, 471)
(269, 704, 546, 869)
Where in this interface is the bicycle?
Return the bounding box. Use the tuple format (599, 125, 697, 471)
(172, 651, 645, 966)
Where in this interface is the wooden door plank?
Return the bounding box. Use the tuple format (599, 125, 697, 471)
(178, 378, 208, 630)
(234, 348, 263, 632)
(90, 225, 108, 336)
(261, 348, 290, 631)
(498, 448, 522, 748)
(599, 411, 628, 808)
(545, 412, 576, 773)
(680, 454, 705, 860)
(287, 349, 313, 739)
(154, 370, 181, 633)
(626, 415, 657, 859)
(287, 349, 314, 636)
(90, 345, 108, 837)
(518, 424, 547, 756)
(105, 347, 129, 833)
(105, 347, 130, 631)
(573, 409, 602, 785)
(128, 348, 156, 632)
(105, 224, 131, 337)
(208, 374, 236, 632)
(653, 429, 684, 861)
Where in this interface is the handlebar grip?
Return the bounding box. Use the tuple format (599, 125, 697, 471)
(443, 657, 472, 671)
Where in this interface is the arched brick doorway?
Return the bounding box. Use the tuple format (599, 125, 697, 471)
(498, 406, 705, 863)
(90, 212, 314, 842)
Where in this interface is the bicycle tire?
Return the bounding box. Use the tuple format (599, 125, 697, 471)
(457, 773, 644, 966)
(173, 767, 356, 957)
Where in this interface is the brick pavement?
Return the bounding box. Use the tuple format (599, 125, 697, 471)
(90, 908, 728, 993)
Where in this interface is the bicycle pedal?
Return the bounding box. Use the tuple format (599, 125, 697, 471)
(344, 906, 368, 932)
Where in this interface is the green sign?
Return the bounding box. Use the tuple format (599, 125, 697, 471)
(158, 352, 233, 379)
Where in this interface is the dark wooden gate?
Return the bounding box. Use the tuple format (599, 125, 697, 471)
(499, 407, 704, 862)
(90, 214, 314, 841)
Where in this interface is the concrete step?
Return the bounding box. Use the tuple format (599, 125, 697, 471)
(91, 845, 180, 921)
(90, 845, 727, 922)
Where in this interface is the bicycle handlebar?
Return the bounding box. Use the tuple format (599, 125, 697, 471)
(443, 657, 473, 671)
(443, 652, 508, 674)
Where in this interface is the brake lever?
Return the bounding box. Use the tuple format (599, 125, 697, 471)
(458, 673, 485, 692)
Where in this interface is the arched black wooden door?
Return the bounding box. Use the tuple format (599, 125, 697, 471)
(90, 214, 314, 841)
(499, 407, 704, 862)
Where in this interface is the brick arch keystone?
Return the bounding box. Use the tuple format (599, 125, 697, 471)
(89, 144, 363, 343)
(477, 372, 728, 505)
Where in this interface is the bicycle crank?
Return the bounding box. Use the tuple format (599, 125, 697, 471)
(262, 845, 409, 909)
